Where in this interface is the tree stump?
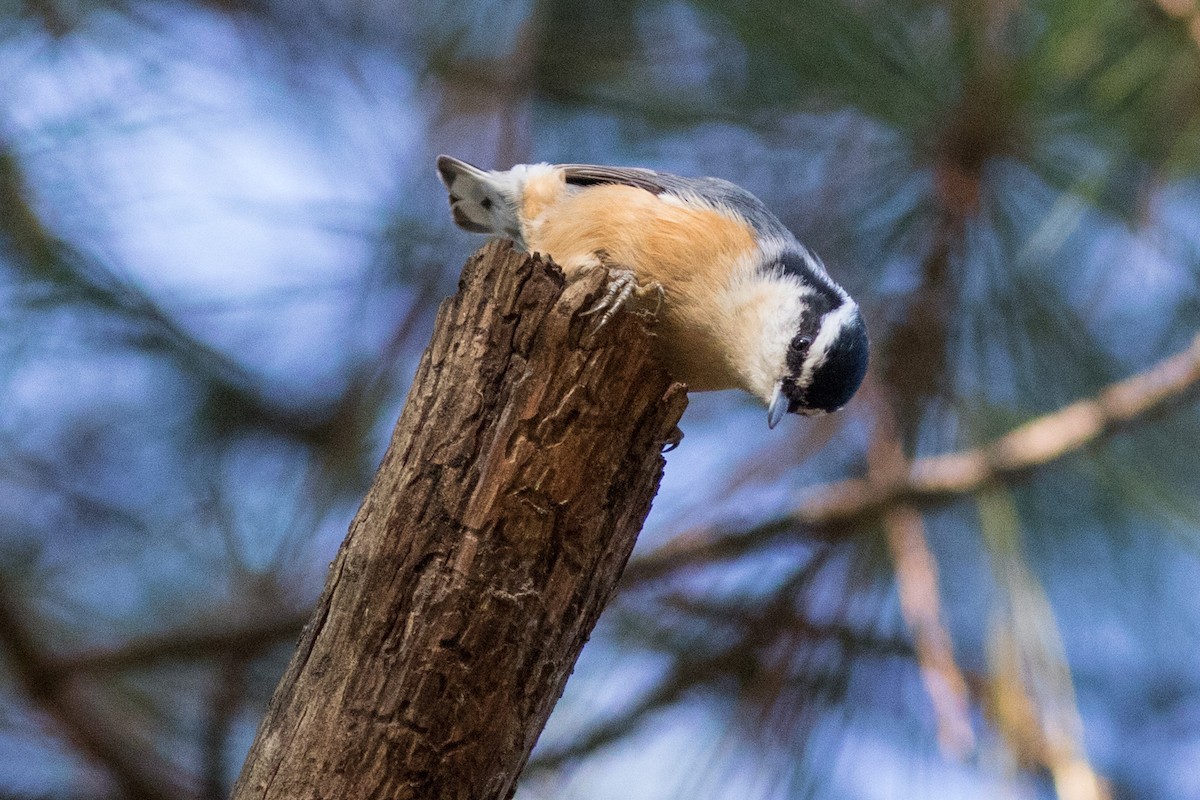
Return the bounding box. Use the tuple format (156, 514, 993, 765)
(231, 239, 687, 800)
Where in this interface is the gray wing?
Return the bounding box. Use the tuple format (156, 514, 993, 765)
(558, 164, 794, 241)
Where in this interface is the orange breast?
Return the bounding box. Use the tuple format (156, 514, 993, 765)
(522, 177, 758, 390)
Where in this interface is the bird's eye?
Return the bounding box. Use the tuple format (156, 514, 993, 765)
(789, 335, 813, 354)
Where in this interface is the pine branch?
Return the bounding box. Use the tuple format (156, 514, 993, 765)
(868, 399, 973, 759)
(625, 333, 1200, 584)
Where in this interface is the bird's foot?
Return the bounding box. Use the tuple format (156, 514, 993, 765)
(580, 268, 665, 334)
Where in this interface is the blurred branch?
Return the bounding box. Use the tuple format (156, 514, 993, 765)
(625, 333, 1200, 584)
(0, 593, 304, 797)
(0, 140, 359, 446)
(524, 637, 880, 774)
(1148, 0, 1200, 48)
(530, 550, 912, 772)
(0, 440, 148, 534)
(524, 644, 728, 774)
(868, 398, 974, 760)
(0, 586, 192, 800)
(55, 612, 307, 673)
(882, 505, 975, 753)
(203, 656, 250, 800)
(979, 488, 1112, 800)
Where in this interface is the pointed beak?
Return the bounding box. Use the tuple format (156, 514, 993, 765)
(767, 382, 787, 429)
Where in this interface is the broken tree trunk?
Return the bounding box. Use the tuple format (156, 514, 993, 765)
(230, 240, 687, 800)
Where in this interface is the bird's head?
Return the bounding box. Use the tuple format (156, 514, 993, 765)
(766, 300, 868, 427)
(736, 248, 868, 428)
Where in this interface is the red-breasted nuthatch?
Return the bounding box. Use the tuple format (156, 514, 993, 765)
(436, 155, 868, 428)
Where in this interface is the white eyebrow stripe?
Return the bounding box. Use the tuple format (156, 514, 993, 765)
(799, 300, 859, 389)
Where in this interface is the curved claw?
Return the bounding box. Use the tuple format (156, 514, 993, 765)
(582, 271, 638, 331)
(647, 283, 666, 317)
(582, 268, 663, 334)
(662, 426, 684, 453)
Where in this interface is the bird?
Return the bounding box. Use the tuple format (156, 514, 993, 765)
(436, 155, 868, 428)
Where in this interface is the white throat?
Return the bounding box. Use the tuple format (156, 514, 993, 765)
(718, 272, 809, 404)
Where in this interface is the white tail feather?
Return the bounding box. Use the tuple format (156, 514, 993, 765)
(436, 155, 525, 245)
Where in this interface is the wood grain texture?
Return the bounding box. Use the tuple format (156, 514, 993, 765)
(231, 239, 687, 800)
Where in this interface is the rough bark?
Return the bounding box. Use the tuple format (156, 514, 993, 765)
(230, 240, 687, 800)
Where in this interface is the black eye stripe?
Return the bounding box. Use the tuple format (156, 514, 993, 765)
(785, 333, 812, 373)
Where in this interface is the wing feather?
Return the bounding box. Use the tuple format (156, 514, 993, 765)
(559, 164, 793, 242)
(559, 164, 675, 194)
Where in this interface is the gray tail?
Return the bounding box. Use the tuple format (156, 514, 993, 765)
(436, 155, 523, 243)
